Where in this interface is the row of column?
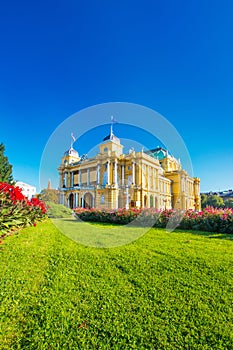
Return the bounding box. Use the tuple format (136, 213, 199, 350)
(62, 160, 136, 188)
(98, 160, 136, 186)
(142, 166, 159, 190)
(66, 193, 95, 208)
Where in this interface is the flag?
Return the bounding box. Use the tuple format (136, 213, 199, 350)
(71, 133, 76, 142)
(110, 116, 118, 123)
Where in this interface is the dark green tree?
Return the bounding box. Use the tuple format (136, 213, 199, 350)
(207, 195, 224, 208)
(201, 193, 225, 208)
(201, 193, 208, 208)
(0, 143, 14, 183)
(225, 199, 233, 209)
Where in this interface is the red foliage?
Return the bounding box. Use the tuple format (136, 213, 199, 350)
(0, 182, 25, 203)
(0, 182, 47, 236)
(30, 197, 47, 214)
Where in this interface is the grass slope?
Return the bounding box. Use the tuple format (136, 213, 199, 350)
(1, 220, 233, 349)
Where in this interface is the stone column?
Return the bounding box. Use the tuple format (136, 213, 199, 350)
(132, 161, 135, 185)
(79, 170, 82, 186)
(97, 164, 100, 185)
(64, 172, 68, 187)
(60, 193, 64, 205)
(126, 185, 130, 209)
(87, 168, 90, 186)
(75, 193, 79, 208)
(59, 172, 63, 188)
(152, 168, 155, 190)
(107, 161, 110, 185)
(148, 166, 150, 189)
(156, 169, 159, 190)
(121, 164, 125, 185)
(114, 160, 118, 186)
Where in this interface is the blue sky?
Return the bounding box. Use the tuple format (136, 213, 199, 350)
(0, 0, 232, 192)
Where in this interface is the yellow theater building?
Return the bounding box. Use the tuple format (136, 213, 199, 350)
(58, 126, 201, 211)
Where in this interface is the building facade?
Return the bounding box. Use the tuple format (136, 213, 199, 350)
(58, 129, 201, 211)
(16, 181, 36, 200)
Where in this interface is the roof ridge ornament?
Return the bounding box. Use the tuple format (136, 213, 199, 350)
(110, 115, 118, 139)
(71, 132, 76, 148)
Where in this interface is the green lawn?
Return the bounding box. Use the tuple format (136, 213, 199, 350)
(1, 219, 233, 349)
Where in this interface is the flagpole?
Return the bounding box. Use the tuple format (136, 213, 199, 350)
(110, 116, 118, 136)
(110, 116, 114, 136)
(71, 133, 76, 148)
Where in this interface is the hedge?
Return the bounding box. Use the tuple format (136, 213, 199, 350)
(74, 206, 233, 234)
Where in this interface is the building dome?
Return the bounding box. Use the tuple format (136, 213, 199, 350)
(64, 147, 79, 157)
(103, 133, 120, 143)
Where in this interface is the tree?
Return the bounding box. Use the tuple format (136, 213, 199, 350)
(201, 193, 208, 208)
(225, 199, 233, 209)
(201, 193, 225, 208)
(0, 143, 14, 183)
(40, 188, 59, 203)
(207, 195, 224, 208)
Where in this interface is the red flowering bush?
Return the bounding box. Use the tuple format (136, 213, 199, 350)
(180, 206, 233, 233)
(0, 182, 25, 203)
(0, 182, 47, 237)
(74, 206, 233, 234)
(74, 207, 142, 225)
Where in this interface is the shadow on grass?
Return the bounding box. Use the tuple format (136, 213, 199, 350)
(52, 217, 233, 242)
(174, 228, 233, 240)
(60, 218, 124, 227)
(51, 217, 149, 248)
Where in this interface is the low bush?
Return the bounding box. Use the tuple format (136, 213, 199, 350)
(74, 207, 141, 225)
(0, 182, 47, 237)
(46, 202, 73, 218)
(74, 206, 233, 234)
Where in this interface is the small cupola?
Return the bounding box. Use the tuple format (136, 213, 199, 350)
(62, 134, 80, 165)
(99, 117, 123, 156)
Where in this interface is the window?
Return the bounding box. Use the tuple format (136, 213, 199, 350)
(101, 195, 105, 204)
(104, 147, 108, 153)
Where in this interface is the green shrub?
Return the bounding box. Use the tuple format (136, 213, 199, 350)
(46, 202, 73, 218)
